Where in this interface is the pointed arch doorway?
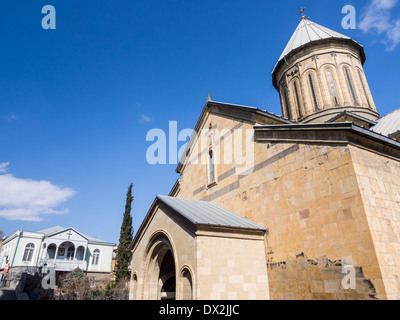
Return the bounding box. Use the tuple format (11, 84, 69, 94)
(144, 232, 177, 300)
(158, 250, 176, 300)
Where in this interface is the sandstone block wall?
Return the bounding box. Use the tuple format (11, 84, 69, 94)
(196, 233, 269, 300)
(350, 145, 400, 300)
(129, 204, 270, 300)
(177, 111, 400, 299)
(267, 253, 377, 300)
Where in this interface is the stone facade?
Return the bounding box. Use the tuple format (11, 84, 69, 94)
(129, 17, 400, 300)
(129, 201, 270, 300)
(174, 107, 400, 299)
(350, 146, 400, 300)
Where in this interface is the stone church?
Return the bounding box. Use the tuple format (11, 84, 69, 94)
(129, 16, 400, 300)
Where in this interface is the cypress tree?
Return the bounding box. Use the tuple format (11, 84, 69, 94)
(115, 183, 134, 283)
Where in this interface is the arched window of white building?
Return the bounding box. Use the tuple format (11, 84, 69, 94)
(22, 243, 35, 262)
(92, 249, 100, 265)
(46, 244, 57, 260)
(67, 246, 75, 260)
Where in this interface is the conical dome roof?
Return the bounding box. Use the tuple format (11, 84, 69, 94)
(272, 18, 365, 87)
(278, 18, 352, 62)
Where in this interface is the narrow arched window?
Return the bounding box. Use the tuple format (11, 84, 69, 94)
(326, 68, 338, 105)
(22, 243, 35, 262)
(181, 269, 193, 300)
(344, 67, 358, 105)
(293, 81, 302, 118)
(209, 150, 215, 183)
(46, 244, 56, 260)
(75, 246, 85, 261)
(308, 74, 319, 110)
(283, 88, 291, 119)
(358, 70, 370, 107)
(132, 274, 138, 299)
(92, 249, 100, 265)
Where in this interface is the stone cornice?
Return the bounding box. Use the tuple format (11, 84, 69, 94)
(254, 122, 400, 160)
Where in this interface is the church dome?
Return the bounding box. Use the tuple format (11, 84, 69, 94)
(272, 17, 379, 123)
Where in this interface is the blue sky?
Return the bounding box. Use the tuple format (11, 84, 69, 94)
(0, 0, 399, 244)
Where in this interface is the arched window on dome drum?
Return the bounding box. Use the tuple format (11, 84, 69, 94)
(293, 81, 302, 118)
(326, 68, 338, 105)
(344, 67, 358, 105)
(283, 89, 291, 119)
(308, 74, 319, 110)
(358, 70, 370, 108)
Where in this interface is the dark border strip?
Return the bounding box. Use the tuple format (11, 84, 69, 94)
(193, 185, 206, 196)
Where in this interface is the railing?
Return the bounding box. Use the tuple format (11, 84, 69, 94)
(45, 260, 85, 271)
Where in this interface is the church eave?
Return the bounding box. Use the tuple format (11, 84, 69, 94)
(195, 224, 267, 237)
(168, 178, 181, 196)
(254, 122, 400, 159)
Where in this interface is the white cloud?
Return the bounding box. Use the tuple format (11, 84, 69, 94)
(0, 173, 76, 222)
(359, 0, 400, 51)
(5, 114, 17, 122)
(376, 0, 398, 10)
(0, 162, 10, 173)
(386, 19, 400, 50)
(141, 114, 152, 122)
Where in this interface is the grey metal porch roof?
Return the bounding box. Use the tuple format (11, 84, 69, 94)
(156, 195, 266, 231)
(371, 108, 400, 137)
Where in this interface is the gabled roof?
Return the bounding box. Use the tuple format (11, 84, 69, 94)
(35, 225, 69, 236)
(35, 226, 114, 246)
(157, 195, 266, 231)
(326, 110, 377, 129)
(209, 100, 293, 124)
(371, 108, 400, 137)
(130, 195, 267, 250)
(175, 98, 293, 174)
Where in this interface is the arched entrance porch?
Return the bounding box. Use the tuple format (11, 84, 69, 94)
(143, 232, 177, 300)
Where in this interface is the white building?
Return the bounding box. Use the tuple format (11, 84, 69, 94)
(0, 226, 115, 287)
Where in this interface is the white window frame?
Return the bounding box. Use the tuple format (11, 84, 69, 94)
(92, 249, 101, 266)
(22, 243, 35, 263)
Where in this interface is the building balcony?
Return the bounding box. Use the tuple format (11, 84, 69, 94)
(45, 259, 86, 272)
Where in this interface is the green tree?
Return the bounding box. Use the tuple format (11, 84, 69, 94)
(115, 183, 134, 283)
